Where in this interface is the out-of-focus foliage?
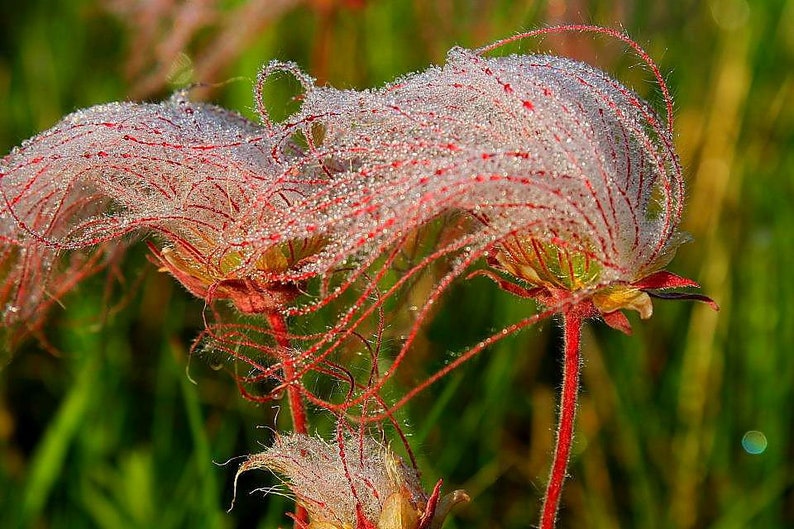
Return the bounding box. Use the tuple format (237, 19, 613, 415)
(1, 1, 792, 528)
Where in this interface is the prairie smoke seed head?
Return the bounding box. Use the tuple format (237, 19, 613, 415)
(282, 52, 680, 269)
(235, 434, 469, 529)
(273, 43, 715, 331)
(0, 92, 329, 322)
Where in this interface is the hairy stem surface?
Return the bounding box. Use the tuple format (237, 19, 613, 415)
(266, 311, 309, 527)
(539, 307, 583, 529)
(266, 311, 308, 435)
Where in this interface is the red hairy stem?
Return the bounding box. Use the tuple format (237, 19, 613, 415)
(265, 312, 308, 435)
(539, 306, 584, 529)
(265, 311, 309, 528)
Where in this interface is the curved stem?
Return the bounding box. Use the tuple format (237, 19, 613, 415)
(266, 311, 309, 528)
(539, 308, 584, 529)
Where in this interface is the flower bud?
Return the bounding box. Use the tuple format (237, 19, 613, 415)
(235, 434, 468, 529)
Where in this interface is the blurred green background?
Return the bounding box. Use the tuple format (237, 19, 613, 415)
(1, 0, 793, 528)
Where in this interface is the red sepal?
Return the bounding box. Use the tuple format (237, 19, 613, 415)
(418, 479, 444, 529)
(602, 310, 633, 335)
(633, 270, 701, 290)
(285, 512, 310, 529)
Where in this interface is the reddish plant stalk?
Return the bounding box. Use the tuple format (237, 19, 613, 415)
(265, 311, 308, 435)
(265, 311, 309, 527)
(540, 306, 584, 529)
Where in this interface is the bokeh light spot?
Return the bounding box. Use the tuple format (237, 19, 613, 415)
(741, 430, 768, 455)
(710, 0, 750, 30)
